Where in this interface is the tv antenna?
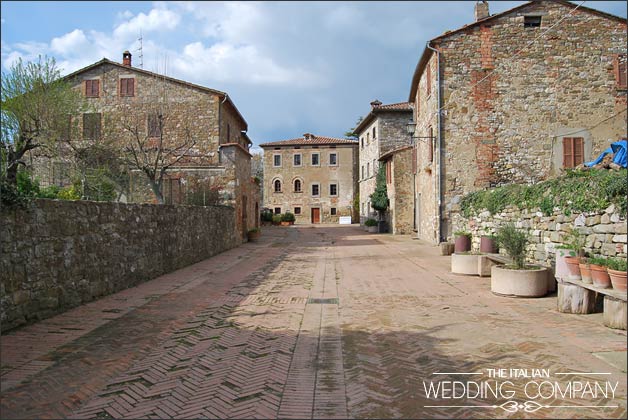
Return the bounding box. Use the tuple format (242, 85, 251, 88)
(136, 30, 144, 69)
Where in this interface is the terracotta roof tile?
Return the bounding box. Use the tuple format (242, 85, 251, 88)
(259, 134, 358, 147)
(374, 102, 413, 111)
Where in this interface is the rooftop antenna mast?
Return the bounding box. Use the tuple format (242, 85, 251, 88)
(136, 29, 144, 69)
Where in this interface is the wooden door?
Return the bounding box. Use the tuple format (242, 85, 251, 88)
(311, 208, 320, 224)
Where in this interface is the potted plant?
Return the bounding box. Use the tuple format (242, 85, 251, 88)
(260, 209, 274, 226)
(365, 218, 378, 233)
(272, 214, 282, 226)
(606, 257, 627, 292)
(490, 223, 548, 297)
(480, 232, 497, 254)
(281, 212, 295, 226)
(588, 256, 611, 289)
(370, 166, 389, 233)
(555, 228, 586, 282)
(247, 228, 261, 242)
(454, 231, 472, 253)
(578, 257, 592, 284)
(564, 255, 582, 281)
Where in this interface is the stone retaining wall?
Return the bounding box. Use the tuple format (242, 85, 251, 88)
(1, 199, 240, 331)
(452, 205, 627, 269)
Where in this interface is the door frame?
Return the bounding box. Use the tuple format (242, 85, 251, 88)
(311, 207, 321, 224)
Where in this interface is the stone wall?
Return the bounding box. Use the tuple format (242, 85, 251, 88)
(386, 147, 415, 234)
(452, 205, 627, 269)
(0, 199, 240, 331)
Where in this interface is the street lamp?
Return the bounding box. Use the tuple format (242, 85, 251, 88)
(406, 120, 416, 136)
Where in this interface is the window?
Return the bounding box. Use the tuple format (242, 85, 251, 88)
(367, 162, 370, 177)
(83, 113, 101, 140)
(372, 127, 377, 140)
(148, 113, 162, 138)
(331, 208, 337, 216)
(426, 63, 431, 97)
(312, 184, 320, 196)
(367, 132, 370, 143)
(311, 153, 320, 166)
(294, 207, 301, 215)
(293, 153, 302, 166)
(563, 137, 584, 168)
(85, 79, 99, 97)
(361, 137, 364, 148)
(273, 154, 282, 167)
(330, 183, 338, 196)
(294, 179, 302, 192)
(120, 78, 135, 96)
(329, 153, 337, 166)
(524, 16, 542, 28)
(274, 179, 282, 192)
(274, 207, 281, 214)
(615, 54, 627, 89)
(386, 160, 392, 184)
(428, 126, 434, 163)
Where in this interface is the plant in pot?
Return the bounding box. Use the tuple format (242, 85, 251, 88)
(365, 218, 378, 233)
(490, 223, 548, 297)
(556, 228, 586, 282)
(261, 209, 274, 226)
(281, 212, 295, 226)
(480, 230, 498, 254)
(454, 231, 472, 253)
(272, 214, 282, 226)
(247, 228, 261, 242)
(605, 257, 627, 292)
(588, 256, 611, 289)
(578, 256, 593, 284)
(370, 165, 389, 233)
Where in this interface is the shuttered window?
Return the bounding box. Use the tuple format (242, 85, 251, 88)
(120, 78, 135, 96)
(85, 80, 99, 97)
(148, 114, 162, 138)
(615, 54, 627, 89)
(562, 137, 584, 168)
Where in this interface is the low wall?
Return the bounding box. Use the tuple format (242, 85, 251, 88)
(1, 199, 240, 331)
(452, 205, 627, 269)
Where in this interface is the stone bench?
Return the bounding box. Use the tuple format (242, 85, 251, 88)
(557, 279, 627, 330)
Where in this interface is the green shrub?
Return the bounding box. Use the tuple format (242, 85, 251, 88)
(272, 214, 282, 224)
(605, 257, 627, 271)
(57, 185, 81, 200)
(261, 209, 274, 222)
(454, 230, 471, 238)
(496, 223, 528, 269)
(588, 256, 608, 267)
(281, 212, 295, 222)
(365, 218, 378, 227)
(38, 185, 61, 199)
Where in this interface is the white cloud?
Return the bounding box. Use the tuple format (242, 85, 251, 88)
(113, 7, 181, 39)
(50, 29, 90, 55)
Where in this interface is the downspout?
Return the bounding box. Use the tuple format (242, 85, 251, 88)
(426, 42, 444, 243)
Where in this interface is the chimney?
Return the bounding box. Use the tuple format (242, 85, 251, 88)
(474, 1, 489, 21)
(303, 133, 315, 140)
(122, 50, 132, 67)
(370, 99, 382, 109)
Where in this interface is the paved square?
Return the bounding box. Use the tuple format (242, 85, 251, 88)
(1, 226, 626, 419)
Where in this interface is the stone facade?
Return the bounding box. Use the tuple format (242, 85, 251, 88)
(355, 101, 413, 224)
(379, 146, 415, 234)
(260, 134, 358, 224)
(409, 0, 627, 243)
(452, 204, 627, 270)
(28, 53, 259, 238)
(0, 199, 240, 331)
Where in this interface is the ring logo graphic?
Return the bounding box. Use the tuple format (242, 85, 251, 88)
(422, 368, 620, 413)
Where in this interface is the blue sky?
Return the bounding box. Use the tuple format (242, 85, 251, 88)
(2, 1, 626, 151)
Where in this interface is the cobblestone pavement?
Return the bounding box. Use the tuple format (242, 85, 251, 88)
(1, 226, 626, 419)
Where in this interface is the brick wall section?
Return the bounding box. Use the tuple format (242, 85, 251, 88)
(452, 205, 627, 269)
(412, 0, 627, 243)
(386, 148, 414, 234)
(0, 199, 240, 331)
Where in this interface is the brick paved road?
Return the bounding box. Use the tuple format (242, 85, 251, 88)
(1, 226, 626, 419)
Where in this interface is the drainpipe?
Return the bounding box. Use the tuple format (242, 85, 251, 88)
(426, 42, 444, 243)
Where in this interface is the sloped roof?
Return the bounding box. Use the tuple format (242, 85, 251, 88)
(63, 58, 248, 129)
(408, 0, 628, 101)
(378, 145, 413, 161)
(354, 101, 413, 135)
(259, 134, 358, 147)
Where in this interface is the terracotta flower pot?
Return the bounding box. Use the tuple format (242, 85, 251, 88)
(590, 264, 611, 289)
(555, 248, 576, 281)
(480, 236, 497, 253)
(608, 269, 627, 292)
(454, 236, 471, 253)
(563, 256, 581, 281)
(579, 263, 592, 284)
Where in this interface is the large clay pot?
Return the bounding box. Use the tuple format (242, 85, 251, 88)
(480, 236, 497, 253)
(608, 269, 627, 292)
(590, 264, 611, 289)
(564, 256, 581, 281)
(451, 253, 479, 275)
(491, 265, 548, 297)
(454, 235, 471, 253)
(579, 262, 592, 284)
(555, 248, 577, 282)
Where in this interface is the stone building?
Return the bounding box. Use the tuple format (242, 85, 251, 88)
(260, 134, 358, 224)
(408, 0, 627, 244)
(378, 146, 415, 234)
(29, 52, 259, 239)
(354, 100, 413, 225)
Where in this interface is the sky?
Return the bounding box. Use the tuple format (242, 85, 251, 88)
(1, 1, 626, 152)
